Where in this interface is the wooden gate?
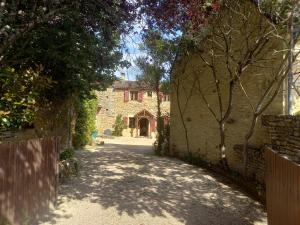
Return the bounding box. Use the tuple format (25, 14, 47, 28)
(265, 147, 300, 225)
(0, 137, 59, 225)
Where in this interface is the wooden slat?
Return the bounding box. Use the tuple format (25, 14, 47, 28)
(0, 137, 59, 225)
(265, 148, 300, 225)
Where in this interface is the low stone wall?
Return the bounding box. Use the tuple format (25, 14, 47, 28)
(233, 145, 265, 184)
(262, 115, 300, 161)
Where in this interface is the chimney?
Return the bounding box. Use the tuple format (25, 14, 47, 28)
(120, 72, 126, 81)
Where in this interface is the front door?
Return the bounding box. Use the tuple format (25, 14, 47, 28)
(139, 118, 149, 137)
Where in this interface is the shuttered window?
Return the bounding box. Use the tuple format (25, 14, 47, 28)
(130, 91, 138, 101)
(124, 90, 129, 102)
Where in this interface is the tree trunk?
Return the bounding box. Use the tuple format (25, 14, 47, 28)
(219, 122, 228, 168)
(243, 114, 258, 177)
(156, 87, 163, 155)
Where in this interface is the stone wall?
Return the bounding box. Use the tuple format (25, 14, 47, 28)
(233, 145, 265, 183)
(262, 115, 300, 161)
(96, 88, 170, 138)
(169, 0, 285, 178)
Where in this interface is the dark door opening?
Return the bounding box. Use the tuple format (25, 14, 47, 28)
(139, 118, 149, 137)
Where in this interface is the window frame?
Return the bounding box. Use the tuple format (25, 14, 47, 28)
(163, 95, 170, 102)
(130, 91, 138, 101)
(129, 117, 136, 128)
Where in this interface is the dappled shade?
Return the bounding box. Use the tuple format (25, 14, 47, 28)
(39, 140, 266, 225)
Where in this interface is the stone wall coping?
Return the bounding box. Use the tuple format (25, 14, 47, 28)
(262, 114, 300, 127)
(266, 147, 300, 165)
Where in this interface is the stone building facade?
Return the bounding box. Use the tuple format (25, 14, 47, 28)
(96, 80, 170, 138)
(289, 42, 300, 114)
(170, 0, 287, 177)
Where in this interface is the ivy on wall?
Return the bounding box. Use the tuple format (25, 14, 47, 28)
(73, 95, 98, 147)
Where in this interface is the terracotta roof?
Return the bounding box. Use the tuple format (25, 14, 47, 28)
(112, 80, 154, 90)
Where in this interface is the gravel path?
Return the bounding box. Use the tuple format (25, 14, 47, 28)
(39, 137, 267, 225)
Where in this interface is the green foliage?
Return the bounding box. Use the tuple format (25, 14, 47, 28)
(59, 148, 79, 179)
(59, 148, 75, 161)
(0, 1, 135, 132)
(136, 30, 175, 153)
(0, 67, 52, 130)
(74, 95, 98, 147)
(0, 1, 136, 65)
(112, 114, 126, 136)
(136, 31, 177, 88)
(7, 17, 120, 101)
(155, 116, 164, 155)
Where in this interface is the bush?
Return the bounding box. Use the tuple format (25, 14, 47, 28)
(154, 122, 170, 155)
(112, 114, 126, 136)
(73, 95, 97, 147)
(59, 148, 79, 180)
(59, 148, 75, 161)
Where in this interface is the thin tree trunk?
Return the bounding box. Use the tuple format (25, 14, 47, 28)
(219, 122, 226, 166)
(219, 80, 235, 168)
(156, 86, 163, 154)
(243, 114, 258, 176)
(242, 65, 290, 176)
(175, 80, 190, 154)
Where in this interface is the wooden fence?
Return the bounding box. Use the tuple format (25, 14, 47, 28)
(265, 147, 300, 225)
(0, 137, 59, 225)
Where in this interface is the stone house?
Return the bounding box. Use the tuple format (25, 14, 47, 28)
(96, 80, 170, 138)
(169, 0, 291, 181)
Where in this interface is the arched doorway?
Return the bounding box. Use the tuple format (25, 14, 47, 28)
(139, 118, 149, 137)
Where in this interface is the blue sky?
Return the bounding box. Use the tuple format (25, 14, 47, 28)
(117, 23, 181, 81)
(117, 24, 146, 81)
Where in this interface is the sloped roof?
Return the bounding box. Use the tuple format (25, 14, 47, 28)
(113, 80, 154, 90)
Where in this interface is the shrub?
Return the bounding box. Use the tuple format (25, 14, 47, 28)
(59, 148, 79, 180)
(112, 114, 126, 136)
(73, 95, 97, 147)
(59, 148, 75, 161)
(154, 122, 170, 155)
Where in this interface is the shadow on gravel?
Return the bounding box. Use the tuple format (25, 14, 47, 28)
(38, 142, 266, 225)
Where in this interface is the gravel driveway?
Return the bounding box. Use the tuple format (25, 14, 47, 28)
(38, 137, 267, 225)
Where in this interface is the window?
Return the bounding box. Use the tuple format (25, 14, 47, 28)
(147, 91, 152, 97)
(129, 117, 136, 128)
(130, 91, 138, 101)
(163, 95, 170, 102)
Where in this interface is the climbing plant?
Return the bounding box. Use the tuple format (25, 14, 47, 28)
(112, 114, 127, 136)
(73, 95, 98, 147)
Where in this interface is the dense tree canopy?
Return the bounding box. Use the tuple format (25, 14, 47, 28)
(0, 0, 136, 130)
(138, 0, 220, 33)
(138, 0, 299, 36)
(0, 0, 136, 66)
